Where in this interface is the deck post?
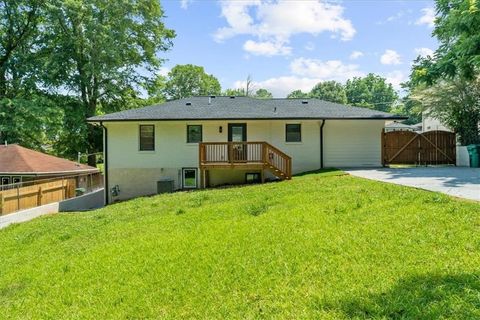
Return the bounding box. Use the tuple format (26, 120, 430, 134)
(381, 128, 385, 167)
(0, 193, 3, 215)
(37, 187, 43, 206)
(228, 142, 233, 166)
(199, 168, 204, 189)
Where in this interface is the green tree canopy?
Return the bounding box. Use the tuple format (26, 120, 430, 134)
(254, 88, 273, 99)
(0, 0, 175, 162)
(42, 0, 175, 164)
(163, 64, 221, 99)
(0, 0, 48, 146)
(413, 0, 480, 83)
(345, 74, 398, 112)
(411, 77, 480, 144)
(309, 81, 347, 104)
(407, 0, 480, 144)
(223, 88, 246, 96)
(286, 90, 309, 99)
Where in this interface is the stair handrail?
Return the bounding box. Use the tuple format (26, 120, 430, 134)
(262, 142, 292, 178)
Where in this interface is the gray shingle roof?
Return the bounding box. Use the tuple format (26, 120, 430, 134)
(385, 122, 416, 129)
(88, 96, 407, 122)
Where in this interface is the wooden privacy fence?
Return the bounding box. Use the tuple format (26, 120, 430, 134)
(0, 173, 103, 216)
(382, 130, 456, 166)
(0, 178, 75, 215)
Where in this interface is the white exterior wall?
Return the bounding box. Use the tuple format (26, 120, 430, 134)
(324, 120, 385, 167)
(422, 114, 452, 132)
(105, 119, 385, 201)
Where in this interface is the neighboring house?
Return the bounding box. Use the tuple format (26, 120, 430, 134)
(422, 113, 452, 132)
(385, 121, 418, 132)
(87, 96, 406, 203)
(412, 122, 423, 132)
(0, 144, 100, 186)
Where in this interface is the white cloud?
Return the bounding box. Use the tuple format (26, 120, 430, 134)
(377, 10, 404, 25)
(158, 67, 170, 76)
(416, 7, 435, 27)
(380, 49, 402, 65)
(385, 70, 407, 90)
(233, 76, 321, 98)
(349, 50, 364, 60)
(414, 47, 434, 58)
(290, 57, 363, 80)
(215, 0, 355, 56)
(305, 42, 315, 51)
(243, 39, 292, 56)
(231, 57, 364, 97)
(180, 0, 193, 9)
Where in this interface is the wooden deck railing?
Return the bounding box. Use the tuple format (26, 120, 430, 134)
(199, 142, 292, 179)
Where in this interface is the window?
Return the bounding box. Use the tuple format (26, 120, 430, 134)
(286, 124, 301, 142)
(187, 125, 202, 143)
(139, 125, 155, 151)
(182, 168, 198, 189)
(245, 172, 261, 184)
(1, 176, 10, 185)
(12, 177, 21, 184)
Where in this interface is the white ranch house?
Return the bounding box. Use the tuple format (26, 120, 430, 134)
(88, 96, 406, 203)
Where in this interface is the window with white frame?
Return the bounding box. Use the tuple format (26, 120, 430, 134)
(182, 168, 198, 188)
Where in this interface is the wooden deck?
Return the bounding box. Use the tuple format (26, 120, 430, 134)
(199, 141, 292, 187)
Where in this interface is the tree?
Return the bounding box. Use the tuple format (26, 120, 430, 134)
(43, 0, 175, 164)
(390, 81, 425, 125)
(0, 0, 49, 146)
(223, 88, 246, 96)
(345, 74, 398, 112)
(309, 81, 347, 104)
(254, 88, 272, 99)
(0, 0, 44, 98)
(408, 1, 480, 144)
(413, 0, 480, 82)
(0, 94, 64, 151)
(410, 77, 480, 145)
(286, 90, 309, 99)
(225, 75, 255, 97)
(163, 64, 221, 100)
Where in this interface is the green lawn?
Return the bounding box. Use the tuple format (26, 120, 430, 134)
(0, 170, 479, 319)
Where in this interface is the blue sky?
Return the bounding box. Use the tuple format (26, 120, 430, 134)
(160, 0, 438, 97)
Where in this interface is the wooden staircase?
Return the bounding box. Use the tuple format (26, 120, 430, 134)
(263, 142, 292, 180)
(199, 141, 292, 184)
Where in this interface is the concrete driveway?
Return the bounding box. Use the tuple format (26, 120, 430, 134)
(346, 167, 480, 201)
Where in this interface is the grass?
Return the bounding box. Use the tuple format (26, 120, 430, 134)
(0, 170, 479, 319)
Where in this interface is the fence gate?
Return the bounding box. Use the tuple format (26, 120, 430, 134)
(382, 130, 456, 166)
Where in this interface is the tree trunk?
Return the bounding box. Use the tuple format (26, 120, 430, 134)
(0, 68, 7, 98)
(86, 97, 99, 167)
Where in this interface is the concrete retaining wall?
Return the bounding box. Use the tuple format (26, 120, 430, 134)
(0, 188, 104, 229)
(59, 188, 104, 212)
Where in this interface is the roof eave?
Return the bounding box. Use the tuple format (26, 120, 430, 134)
(0, 168, 100, 175)
(87, 116, 408, 122)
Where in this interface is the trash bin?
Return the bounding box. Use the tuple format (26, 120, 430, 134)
(466, 144, 480, 168)
(157, 178, 174, 194)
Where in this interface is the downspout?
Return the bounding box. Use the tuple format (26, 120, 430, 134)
(99, 121, 109, 205)
(320, 119, 326, 169)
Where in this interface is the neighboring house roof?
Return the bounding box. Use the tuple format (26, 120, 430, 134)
(87, 96, 407, 122)
(385, 122, 416, 130)
(0, 144, 99, 175)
